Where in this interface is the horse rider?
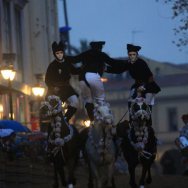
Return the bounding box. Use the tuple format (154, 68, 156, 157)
(106, 43, 161, 126)
(174, 114, 188, 160)
(45, 41, 80, 123)
(180, 114, 188, 139)
(70, 41, 119, 123)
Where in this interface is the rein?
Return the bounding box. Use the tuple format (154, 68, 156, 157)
(117, 109, 129, 125)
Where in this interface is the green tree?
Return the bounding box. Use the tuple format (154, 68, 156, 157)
(157, 0, 188, 48)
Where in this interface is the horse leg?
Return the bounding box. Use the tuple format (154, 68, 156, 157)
(146, 167, 152, 184)
(87, 161, 94, 188)
(106, 163, 115, 188)
(66, 159, 76, 188)
(128, 164, 138, 188)
(139, 161, 151, 188)
(90, 161, 102, 188)
(53, 162, 59, 188)
(54, 154, 66, 187)
(124, 153, 138, 188)
(58, 165, 66, 187)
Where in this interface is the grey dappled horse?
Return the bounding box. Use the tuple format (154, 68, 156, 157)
(117, 98, 157, 188)
(85, 102, 116, 188)
(40, 95, 79, 188)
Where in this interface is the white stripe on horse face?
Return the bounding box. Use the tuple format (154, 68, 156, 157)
(132, 102, 150, 120)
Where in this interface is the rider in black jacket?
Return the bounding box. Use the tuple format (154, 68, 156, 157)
(71, 41, 118, 105)
(45, 41, 79, 123)
(106, 44, 161, 125)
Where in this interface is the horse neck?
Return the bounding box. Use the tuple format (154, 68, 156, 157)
(91, 121, 106, 141)
(51, 113, 70, 137)
(131, 123, 148, 143)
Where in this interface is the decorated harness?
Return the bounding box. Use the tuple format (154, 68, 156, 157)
(40, 95, 73, 157)
(128, 98, 153, 159)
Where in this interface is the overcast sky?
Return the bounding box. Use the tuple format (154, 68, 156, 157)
(58, 0, 188, 64)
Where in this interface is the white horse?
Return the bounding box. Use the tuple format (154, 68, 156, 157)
(85, 102, 116, 188)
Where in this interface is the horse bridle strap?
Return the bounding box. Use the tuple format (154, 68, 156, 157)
(117, 109, 129, 125)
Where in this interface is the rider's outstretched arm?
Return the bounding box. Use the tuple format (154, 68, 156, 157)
(105, 59, 129, 74)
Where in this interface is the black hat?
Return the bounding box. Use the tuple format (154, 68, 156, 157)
(181, 114, 188, 121)
(90, 41, 105, 49)
(127, 44, 141, 53)
(52, 41, 66, 53)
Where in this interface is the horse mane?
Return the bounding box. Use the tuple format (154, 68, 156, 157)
(93, 101, 114, 123)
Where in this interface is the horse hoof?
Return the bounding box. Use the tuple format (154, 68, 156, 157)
(61, 181, 66, 187)
(52, 183, 58, 188)
(67, 184, 74, 188)
(139, 185, 145, 188)
(88, 182, 94, 188)
(146, 177, 152, 184)
(129, 182, 138, 188)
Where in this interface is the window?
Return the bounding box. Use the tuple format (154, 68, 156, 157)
(167, 107, 178, 131)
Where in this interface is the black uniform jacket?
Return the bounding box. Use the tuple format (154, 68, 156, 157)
(45, 58, 79, 101)
(106, 58, 161, 94)
(71, 49, 117, 80)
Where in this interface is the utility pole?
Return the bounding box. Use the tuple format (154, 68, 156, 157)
(62, 0, 71, 54)
(131, 30, 143, 44)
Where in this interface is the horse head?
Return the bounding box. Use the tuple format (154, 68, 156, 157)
(130, 97, 151, 126)
(94, 102, 114, 125)
(40, 95, 62, 117)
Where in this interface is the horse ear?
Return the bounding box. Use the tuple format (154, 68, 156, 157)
(94, 103, 98, 108)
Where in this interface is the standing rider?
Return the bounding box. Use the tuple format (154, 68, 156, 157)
(71, 41, 118, 123)
(45, 41, 79, 123)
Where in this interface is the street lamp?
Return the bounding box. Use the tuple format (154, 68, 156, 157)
(32, 84, 45, 97)
(32, 83, 45, 131)
(0, 65, 16, 120)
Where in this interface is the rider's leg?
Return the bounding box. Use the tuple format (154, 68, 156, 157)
(128, 87, 136, 123)
(145, 93, 155, 126)
(85, 72, 105, 104)
(85, 103, 94, 121)
(65, 95, 79, 123)
(79, 80, 94, 121)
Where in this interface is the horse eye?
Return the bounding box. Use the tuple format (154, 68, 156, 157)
(142, 104, 147, 110)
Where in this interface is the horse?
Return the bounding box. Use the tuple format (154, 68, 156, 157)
(40, 95, 80, 188)
(116, 98, 157, 188)
(84, 101, 116, 188)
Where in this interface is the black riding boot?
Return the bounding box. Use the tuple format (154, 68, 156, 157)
(128, 101, 132, 123)
(147, 105, 152, 126)
(64, 105, 77, 123)
(85, 102, 94, 121)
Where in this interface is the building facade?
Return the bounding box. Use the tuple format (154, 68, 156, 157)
(0, 0, 59, 129)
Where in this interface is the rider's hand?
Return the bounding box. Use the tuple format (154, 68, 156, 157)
(54, 87, 60, 94)
(137, 85, 145, 92)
